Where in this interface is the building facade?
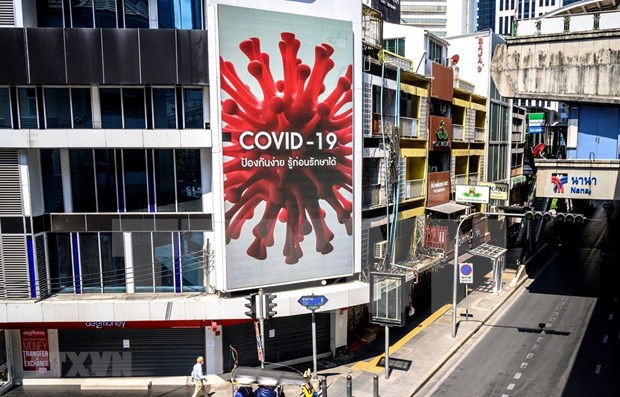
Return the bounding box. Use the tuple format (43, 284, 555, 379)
(0, 0, 365, 387)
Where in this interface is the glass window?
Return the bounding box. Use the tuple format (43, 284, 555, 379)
(70, 149, 97, 212)
(152, 88, 176, 128)
(80, 233, 101, 292)
(18, 88, 38, 129)
(125, 0, 149, 28)
(100, 88, 122, 129)
(132, 232, 154, 292)
(0, 88, 11, 128)
(183, 88, 203, 128)
(101, 233, 126, 292)
(181, 231, 204, 292)
(48, 233, 74, 293)
(153, 232, 174, 292)
(71, 0, 94, 28)
(72, 88, 93, 128)
(37, 0, 65, 27)
(155, 150, 176, 212)
(44, 88, 71, 129)
(95, 149, 118, 212)
(123, 88, 146, 129)
(41, 149, 65, 213)
(158, 0, 203, 29)
(176, 149, 202, 212)
(94, 0, 117, 28)
(123, 149, 148, 212)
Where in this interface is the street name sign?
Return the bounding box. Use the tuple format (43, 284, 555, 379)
(298, 295, 328, 311)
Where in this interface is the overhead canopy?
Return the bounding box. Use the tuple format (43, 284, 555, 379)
(470, 243, 507, 260)
(427, 202, 470, 215)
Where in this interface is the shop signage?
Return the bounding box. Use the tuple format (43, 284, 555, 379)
(21, 330, 50, 372)
(455, 185, 490, 204)
(478, 182, 509, 200)
(528, 113, 545, 134)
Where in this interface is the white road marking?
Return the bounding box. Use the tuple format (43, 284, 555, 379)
(553, 312, 559, 316)
(546, 323, 552, 328)
(559, 302, 566, 306)
(537, 337, 544, 342)
(526, 353, 534, 359)
(549, 317, 556, 322)
(521, 362, 528, 369)
(609, 313, 614, 320)
(501, 395, 510, 397)
(603, 335, 608, 344)
(514, 373, 522, 379)
(595, 364, 602, 375)
(532, 344, 539, 350)
(507, 383, 516, 390)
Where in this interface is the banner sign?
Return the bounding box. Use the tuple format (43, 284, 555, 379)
(21, 329, 50, 373)
(478, 182, 509, 200)
(218, 5, 354, 289)
(528, 112, 544, 134)
(455, 185, 490, 204)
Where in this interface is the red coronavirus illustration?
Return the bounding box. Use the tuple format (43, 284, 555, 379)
(221, 32, 353, 265)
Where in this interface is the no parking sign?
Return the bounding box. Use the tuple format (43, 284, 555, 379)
(459, 262, 473, 284)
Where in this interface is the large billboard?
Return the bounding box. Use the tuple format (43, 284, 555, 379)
(218, 5, 354, 290)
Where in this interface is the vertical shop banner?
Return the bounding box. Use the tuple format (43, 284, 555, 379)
(218, 5, 354, 289)
(21, 330, 50, 372)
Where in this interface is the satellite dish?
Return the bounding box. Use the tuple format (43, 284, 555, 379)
(532, 143, 546, 158)
(451, 54, 460, 65)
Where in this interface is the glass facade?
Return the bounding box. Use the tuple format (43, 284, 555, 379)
(38, 0, 203, 29)
(0, 88, 11, 129)
(43, 148, 203, 214)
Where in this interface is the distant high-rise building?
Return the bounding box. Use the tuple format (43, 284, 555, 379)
(477, 0, 583, 35)
(401, 0, 476, 37)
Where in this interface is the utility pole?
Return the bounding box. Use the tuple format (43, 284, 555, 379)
(258, 288, 265, 368)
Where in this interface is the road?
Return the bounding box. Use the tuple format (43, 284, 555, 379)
(422, 205, 620, 397)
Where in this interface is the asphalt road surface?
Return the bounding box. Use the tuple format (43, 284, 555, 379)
(425, 205, 620, 397)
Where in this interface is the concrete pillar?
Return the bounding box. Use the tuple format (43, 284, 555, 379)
(330, 309, 348, 355)
(205, 324, 223, 375)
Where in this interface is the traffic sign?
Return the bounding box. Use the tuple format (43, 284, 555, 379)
(298, 294, 328, 311)
(459, 262, 473, 284)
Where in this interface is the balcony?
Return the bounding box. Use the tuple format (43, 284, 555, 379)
(400, 117, 419, 138)
(363, 184, 383, 208)
(474, 128, 485, 142)
(362, 9, 382, 49)
(453, 124, 464, 141)
(454, 172, 479, 186)
(372, 114, 397, 136)
(403, 179, 425, 200)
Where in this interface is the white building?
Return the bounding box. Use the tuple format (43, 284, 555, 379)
(0, 0, 364, 388)
(401, 0, 476, 37)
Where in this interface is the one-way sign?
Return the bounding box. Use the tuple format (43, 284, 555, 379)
(298, 295, 328, 311)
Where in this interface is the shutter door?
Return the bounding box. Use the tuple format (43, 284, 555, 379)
(222, 313, 331, 372)
(58, 328, 204, 377)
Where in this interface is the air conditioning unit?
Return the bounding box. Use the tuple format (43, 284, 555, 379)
(374, 240, 388, 259)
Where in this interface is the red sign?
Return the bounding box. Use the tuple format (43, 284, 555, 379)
(21, 329, 50, 372)
(427, 171, 451, 207)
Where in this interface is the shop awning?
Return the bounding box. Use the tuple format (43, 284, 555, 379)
(427, 202, 470, 215)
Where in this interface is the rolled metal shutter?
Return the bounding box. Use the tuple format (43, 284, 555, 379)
(222, 313, 330, 372)
(58, 328, 205, 377)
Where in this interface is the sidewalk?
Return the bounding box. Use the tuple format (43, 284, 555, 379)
(6, 245, 551, 397)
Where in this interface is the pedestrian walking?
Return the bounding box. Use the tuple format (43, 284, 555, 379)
(191, 356, 208, 397)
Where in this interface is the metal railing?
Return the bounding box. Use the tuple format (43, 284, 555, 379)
(400, 116, 419, 138)
(453, 124, 464, 141)
(474, 128, 485, 142)
(403, 179, 425, 199)
(362, 184, 383, 208)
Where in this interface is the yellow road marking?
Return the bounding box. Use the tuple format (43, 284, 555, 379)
(352, 304, 453, 373)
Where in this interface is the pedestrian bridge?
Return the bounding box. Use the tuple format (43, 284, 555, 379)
(491, 2, 620, 105)
(491, 1, 620, 201)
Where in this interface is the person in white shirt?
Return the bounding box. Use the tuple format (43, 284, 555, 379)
(191, 356, 208, 397)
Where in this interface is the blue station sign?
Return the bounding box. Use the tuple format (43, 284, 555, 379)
(298, 295, 328, 311)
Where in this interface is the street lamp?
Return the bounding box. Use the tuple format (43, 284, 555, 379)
(452, 211, 526, 338)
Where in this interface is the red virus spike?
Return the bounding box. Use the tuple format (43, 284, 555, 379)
(221, 32, 352, 262)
